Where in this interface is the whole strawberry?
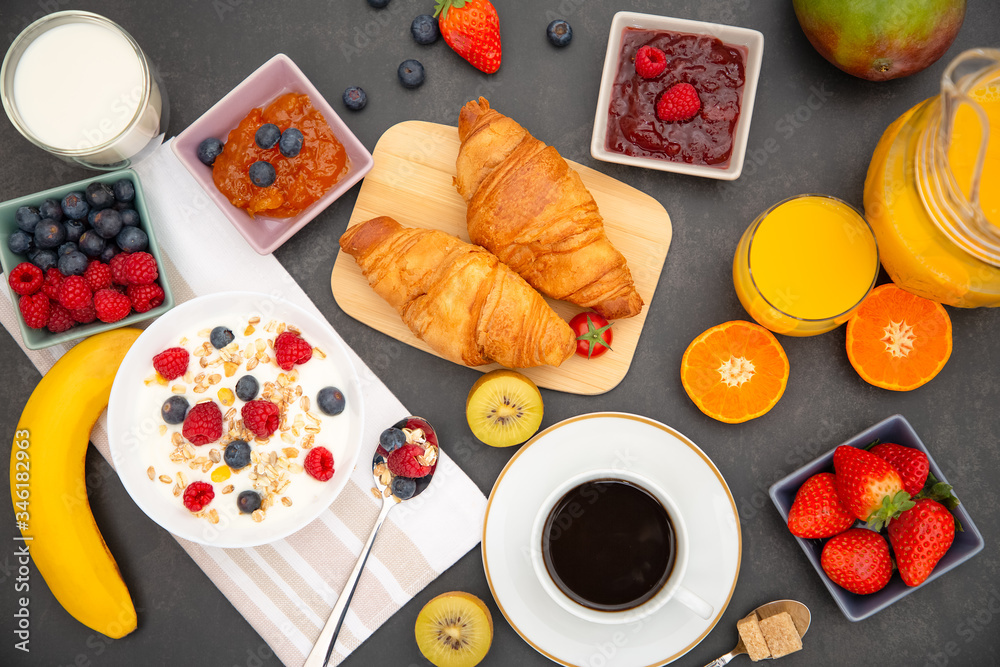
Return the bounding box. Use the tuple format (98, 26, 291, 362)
(869, 442, 929, 497)
(888, 499, 956, 587)
(787, 472, 855, 539)
(434, 0, 501, 74)
(833, 445, 913, 529)
(821, 528, 892, 595)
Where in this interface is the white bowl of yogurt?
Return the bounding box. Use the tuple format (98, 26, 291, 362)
(108, 291, 365, 548)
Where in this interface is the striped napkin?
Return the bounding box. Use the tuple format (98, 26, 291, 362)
(0, 140, 487, 666)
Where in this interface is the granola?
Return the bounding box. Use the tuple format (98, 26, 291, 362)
(143, 314, 350, 526)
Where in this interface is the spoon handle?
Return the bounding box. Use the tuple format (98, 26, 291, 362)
(702, 650, 739, 667)
(304, 497, 395, 667)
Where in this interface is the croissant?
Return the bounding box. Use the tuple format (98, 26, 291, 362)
(339, 216, 576, 368)
(455, 97, 644, 320)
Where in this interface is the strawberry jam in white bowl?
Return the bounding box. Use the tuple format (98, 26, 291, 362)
(108, 292, 364, 548)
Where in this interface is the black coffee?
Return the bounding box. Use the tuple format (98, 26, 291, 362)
(542, 479, 675, 611)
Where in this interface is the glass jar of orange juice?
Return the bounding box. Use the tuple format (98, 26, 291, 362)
(865, 49, 1000, 308)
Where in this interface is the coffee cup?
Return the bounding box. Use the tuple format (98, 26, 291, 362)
(529, 468, 714, 623)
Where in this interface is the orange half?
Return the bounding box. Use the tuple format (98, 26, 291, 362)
(846, 284, 952, 391)
(680, 320, 790, 424)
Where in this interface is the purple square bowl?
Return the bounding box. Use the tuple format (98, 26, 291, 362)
(171, 53, 373, 255)
(769, 414, 985, 622)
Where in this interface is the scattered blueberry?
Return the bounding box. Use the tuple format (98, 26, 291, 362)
(411, 14, 440, 45)
(64, 219, 85, 243)
(225, 440, 252, 470)
(61, 192, 89, 220)
(197, 137, 224, 166)
(379, 427, 406, 452)
(119, 208, 141, 227)
(91, 208, 123, 239)
(58, 250, 89, 276)
(116, 226, 148, 253)
(237, 489, 262, 513)
(58, 242, 78, 257)
(113, 179, 135, 203)
(15, 206, 41, 233)
(161, 396, 190, 424)
(317, 387, 346, 416)
(8, 230, 33, 255)
(342, 86, 367, 111)
(99, 244, 120, 264)
(78, 230, 106, 257)
(34, 219, 66, 249)
(391, 476, 417, 500)
(27, 248, 58, 272)
(398, 59, 425, 88)
(210, 326, 235, 349)
(248, 161, 276, 187)
(367, 0, 390, 7)
(38, 198, 63, 221)
(547, 19, 573, 47)
(235, 375, 259, 401)
(85, 181, 116, 210)
(279, 128, 304, 158)
(255, 123, 281, 150)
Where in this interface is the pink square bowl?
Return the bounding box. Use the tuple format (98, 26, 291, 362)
(172, 53, 373, 254)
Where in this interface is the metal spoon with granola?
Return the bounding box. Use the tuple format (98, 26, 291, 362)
(304, 416, 439, 667)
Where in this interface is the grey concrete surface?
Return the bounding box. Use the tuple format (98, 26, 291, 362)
(1, 1, 998, 666)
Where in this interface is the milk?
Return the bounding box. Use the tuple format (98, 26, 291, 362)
(4, 13, 164, 167)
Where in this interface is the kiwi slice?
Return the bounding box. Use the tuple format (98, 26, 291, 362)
(414, 591, 494, 667)
(465, 369, 544, 448)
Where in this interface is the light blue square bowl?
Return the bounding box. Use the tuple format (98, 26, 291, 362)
(0, 169, 174, 349)
(769, 414, 985, 621)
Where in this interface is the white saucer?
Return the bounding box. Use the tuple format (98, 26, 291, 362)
(482, 413, 741, 667)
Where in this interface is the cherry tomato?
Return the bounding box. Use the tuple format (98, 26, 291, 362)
(569, 312, 613, 359)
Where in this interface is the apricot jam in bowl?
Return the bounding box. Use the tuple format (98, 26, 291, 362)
(591, 13, 763, 180)
(172, 54, 373, 254)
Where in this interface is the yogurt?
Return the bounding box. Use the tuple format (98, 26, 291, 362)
(138, 315, 353, 542)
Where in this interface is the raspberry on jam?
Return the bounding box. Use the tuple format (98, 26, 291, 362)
(606, 28, 747, 167)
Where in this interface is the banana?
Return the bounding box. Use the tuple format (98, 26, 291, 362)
(11, 328, 141, 639)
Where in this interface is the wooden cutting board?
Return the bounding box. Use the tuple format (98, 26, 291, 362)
(331, 121, 672, 395)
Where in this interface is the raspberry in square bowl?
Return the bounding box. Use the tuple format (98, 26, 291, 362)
(591, 12, 763, 180)
(607, 28, 747, 167)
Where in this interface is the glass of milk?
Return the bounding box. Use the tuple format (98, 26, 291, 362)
(1, 11, 168, 170)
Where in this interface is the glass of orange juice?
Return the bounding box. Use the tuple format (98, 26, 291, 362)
(733, 194, 879, 336)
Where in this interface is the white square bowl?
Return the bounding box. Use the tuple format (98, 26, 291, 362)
(591, 12, 764, 180)
(172, 54, 373, 254)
